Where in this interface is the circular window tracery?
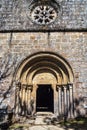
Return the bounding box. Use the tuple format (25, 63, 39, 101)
(31, 5, 57, 25)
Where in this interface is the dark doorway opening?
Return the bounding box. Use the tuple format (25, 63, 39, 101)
(36, 85, 54, 112)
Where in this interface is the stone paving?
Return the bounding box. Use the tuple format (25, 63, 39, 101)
(29, 112, 73, 130)
(7, 112, 74, 130)
(29, 125, 73, 130)
(19, 112, 73, 130)
(9, 124, 74, 130)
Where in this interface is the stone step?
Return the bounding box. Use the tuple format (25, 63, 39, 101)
(35, 112, 56, 125)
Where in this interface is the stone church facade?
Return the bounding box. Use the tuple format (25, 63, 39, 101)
(0, 0, 87, 119)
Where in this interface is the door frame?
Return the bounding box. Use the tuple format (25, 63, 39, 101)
(36, 84, 54, 112)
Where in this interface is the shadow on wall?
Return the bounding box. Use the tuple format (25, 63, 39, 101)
(16, 96, 34, 116)
(0, 96, 87, 130)
(14, 95, 87, 121)
(57, 96, 87, 122)
(74, 97, 87, 117)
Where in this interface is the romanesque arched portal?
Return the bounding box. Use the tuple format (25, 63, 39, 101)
(14, 52, 74, 118)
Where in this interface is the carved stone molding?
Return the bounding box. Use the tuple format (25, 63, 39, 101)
(27, 85, 33, 91)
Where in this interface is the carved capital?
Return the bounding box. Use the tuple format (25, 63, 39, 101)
(16, 81, 21, 87)
(56, 85, 61, 91)
(68, 84, 73, 89)
(16, 86, 20, 91)
(16, 81, 21, 90)
(27, 85, 33, 91)
(22, 84, 27, 90)
(64, 86, 67, 90)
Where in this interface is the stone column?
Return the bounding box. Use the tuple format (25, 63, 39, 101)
(61, 87, 64, 115)
(27, 85, 33, 115)
(56, 85, 61, 116)
(19, 85, 22, 115)
(15, 82, 21, 116)
(64, 86, 67, 118)
(69, 84, 74, 118)
(25, 86, 28, 116)
(22, 84, 26, 115)
(67, 85, 70, 118)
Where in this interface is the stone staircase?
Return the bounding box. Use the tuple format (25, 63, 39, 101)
(35, 112, 56, 125)
(14, 112, 57, 125)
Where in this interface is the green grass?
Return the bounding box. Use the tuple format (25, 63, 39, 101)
(59, 117, 87, 130)
(7, 117, 87, 130)
(9, 123, 30, 130)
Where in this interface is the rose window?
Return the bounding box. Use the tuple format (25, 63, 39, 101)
(31, 5, 57, 25)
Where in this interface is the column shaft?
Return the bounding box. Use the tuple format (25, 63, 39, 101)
(69, 85, 74, 118)
(28, 89, 31, 114)
(22, 85, 26, 115)
(18, 89, 22, 114)
(27, 85, 33, 115)
(67, 88, 70, 118)
(59, 87, 61, 115)
(64, 86, 67, 117)
(61, 87, 64, 115)
(25, 87, 28, 115)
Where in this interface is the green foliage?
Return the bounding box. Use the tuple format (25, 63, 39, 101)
(59, 117, 87, 129)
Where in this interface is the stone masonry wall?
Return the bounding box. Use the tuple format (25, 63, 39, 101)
(0, 0, 87, 31)
(0, 32, 87, 116)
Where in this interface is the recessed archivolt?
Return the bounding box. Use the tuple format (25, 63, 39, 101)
(21, 61, 64, 84)
(15, 52, 74, 85)
(20, 59, 69, 83)
(27, 68, 59, 84)
(32, 70, 57, 85)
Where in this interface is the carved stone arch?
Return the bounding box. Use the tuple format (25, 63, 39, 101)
(14, 52, 74, 117)
(27, 67, 58, 85)
(22, 61, 64, 85)
(15, 51, 74, 84)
